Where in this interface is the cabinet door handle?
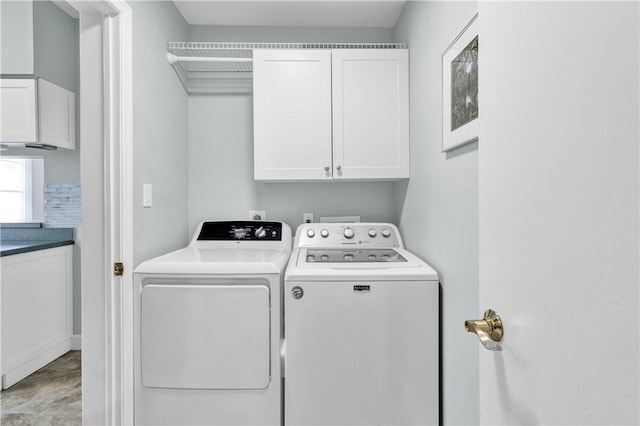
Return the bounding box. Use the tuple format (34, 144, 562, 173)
(324, 166, 330, 172)
(336, 165, 342, 171)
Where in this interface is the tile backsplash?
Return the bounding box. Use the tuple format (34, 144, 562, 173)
(44, 184, 81, 227)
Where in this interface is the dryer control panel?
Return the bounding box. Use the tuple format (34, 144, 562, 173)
(197, 221, 283, 241)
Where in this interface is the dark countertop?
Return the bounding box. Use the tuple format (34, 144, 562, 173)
(0, 226, 75, 257)
(1, 240, 75, 257)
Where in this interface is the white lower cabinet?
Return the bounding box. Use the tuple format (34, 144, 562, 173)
(0, 78, 76, 149)
(0, 246, 73, 389)
(253, 49, 409, 181)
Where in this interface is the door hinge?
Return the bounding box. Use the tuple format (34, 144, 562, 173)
(114, 262, 124, 276)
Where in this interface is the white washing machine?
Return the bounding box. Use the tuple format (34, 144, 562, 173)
(284, 223, 439, 426)
(133, 221, 291, 425)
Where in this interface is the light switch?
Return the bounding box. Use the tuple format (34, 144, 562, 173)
(143, 184, 152, 208)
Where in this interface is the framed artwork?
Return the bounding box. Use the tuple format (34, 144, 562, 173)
(442, 13, 479, 152)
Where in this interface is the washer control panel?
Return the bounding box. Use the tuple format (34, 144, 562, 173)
(197, 221, 283, 241)
(296, 223, 402, 248)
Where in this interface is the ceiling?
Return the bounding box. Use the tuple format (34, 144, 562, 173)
(172, 1, 406, 28)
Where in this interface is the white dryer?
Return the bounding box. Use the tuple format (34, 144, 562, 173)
(284, 223, 439, 425)
(133, 221, 291, 425)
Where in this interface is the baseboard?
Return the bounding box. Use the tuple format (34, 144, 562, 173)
(2, 337, 72, 389)
(71, 334, 82, 350)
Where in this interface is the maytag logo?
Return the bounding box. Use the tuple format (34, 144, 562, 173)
(353, 285, 371, 293)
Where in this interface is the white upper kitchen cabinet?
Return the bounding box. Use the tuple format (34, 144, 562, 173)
(253, 49, 409, 181)
(0, 79, 37, 142)
(0, 78, 76, 150)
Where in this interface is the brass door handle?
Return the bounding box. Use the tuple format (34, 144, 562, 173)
(465, 309, 503, 351)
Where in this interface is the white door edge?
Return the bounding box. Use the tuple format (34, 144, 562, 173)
(64, 1, 133, 424)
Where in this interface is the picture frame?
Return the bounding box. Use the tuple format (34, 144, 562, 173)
(442, 13, 479, 152)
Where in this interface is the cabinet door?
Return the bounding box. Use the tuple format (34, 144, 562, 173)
(332, 50, 409, 180)
(253, 50, 332, 180)
(38, 79, 76, 149)
(1, 246, 73, 386)
(0, 79, 37, 143)
(141, 284, 270, 389)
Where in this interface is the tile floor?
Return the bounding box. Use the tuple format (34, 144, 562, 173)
(0, 350, 81, 425)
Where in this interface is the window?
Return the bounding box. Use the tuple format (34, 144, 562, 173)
(0, 157, 44, 223)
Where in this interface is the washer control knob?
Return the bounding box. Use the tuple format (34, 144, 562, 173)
(234, 228, 247, 239)
(343, 253, 355, 262)
(381, 228, 392, 238)
(306, 229, 316, 238)
(255, 227, 266, 238)
(320, 229, 329, 238)
(343, 227, 355, 239)
(368, 229, 377, 238)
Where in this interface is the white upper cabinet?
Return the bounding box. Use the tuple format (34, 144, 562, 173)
(253, 50, 332, 180)
(332, 49, 409, 180)
(37, 79, 76, 150)
(0, 78, 76, 150)
(253, 49, 409, 181)
(0, 79, 38, 142)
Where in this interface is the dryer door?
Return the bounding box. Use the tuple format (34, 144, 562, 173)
(141, 282, 270, 389)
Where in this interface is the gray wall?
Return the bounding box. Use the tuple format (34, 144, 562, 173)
(0, 0, 78, 93)
(33, 0, 78, 92)
(188, 95, 398, 234)
(393, 2, 479, 424)
(186, 25, 397, 235)
(131, 1, 189, 267)
(189, 24, 393, 42)
(0, 1, 34, 74)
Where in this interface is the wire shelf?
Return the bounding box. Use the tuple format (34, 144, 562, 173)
(167, 41, 409, 94)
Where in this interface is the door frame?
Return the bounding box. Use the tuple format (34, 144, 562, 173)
(64, 0, 133, 424)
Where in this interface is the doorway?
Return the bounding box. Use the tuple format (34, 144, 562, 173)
(69, 1, 134, 424)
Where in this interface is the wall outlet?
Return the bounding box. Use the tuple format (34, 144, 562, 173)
(249, 210, 266, 221)
(303, 213, 314, 223)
